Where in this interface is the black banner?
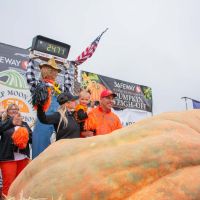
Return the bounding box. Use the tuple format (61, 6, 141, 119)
(81, 71, 153, 112)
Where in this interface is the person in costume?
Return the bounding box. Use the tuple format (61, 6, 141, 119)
(0, 103, 32, 197)
(26, 56, 72, 158)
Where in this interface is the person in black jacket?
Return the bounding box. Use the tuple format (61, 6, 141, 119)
(37, 92, 80, 141)
(0, 103, 32, 197)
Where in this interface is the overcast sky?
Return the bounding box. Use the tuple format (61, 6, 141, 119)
(0, 0, 199, 114)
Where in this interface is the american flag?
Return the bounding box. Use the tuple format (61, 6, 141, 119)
(73, 28, 108, 66)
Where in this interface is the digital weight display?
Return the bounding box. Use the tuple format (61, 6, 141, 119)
(32, 35, 71, 59)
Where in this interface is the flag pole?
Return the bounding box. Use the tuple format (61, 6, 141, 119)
(181, 97, 188, 110)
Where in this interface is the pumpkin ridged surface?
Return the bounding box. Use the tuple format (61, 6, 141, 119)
(8, 110, 200, 200)
(130, 165, 200, 200)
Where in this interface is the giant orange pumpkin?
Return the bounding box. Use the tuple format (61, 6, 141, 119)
(8, 110, 200, 199)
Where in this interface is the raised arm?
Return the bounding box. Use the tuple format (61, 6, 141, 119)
(62, 67, 72, 93)
(37, 105, 60, 125)
(26, 59, 40, 92)
(0, 114, 22, 133)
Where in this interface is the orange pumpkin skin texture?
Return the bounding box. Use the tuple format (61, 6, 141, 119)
(8, 110, 200, 200)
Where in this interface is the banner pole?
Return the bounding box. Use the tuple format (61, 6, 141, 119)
(185, 98, 188, 110)
(181, 97, 188, 110)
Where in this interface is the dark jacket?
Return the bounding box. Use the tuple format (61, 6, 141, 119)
(0, 117, 32, 161)
(37, 107, 80, 140)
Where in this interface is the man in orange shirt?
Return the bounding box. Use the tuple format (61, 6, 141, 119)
(82, 89, 122, 137)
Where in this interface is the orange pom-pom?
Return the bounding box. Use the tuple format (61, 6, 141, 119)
(33, 88, 52, 112)
(75, 104, 87, 112)
(12, 127, 29, 149)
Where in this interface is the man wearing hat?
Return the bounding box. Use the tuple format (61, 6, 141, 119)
(82, 89, 122, 137)
(37, 91, 80, 140)
(26, 56, 72, 158)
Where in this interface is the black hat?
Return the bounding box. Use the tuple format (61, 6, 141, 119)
(57, 92, 79, 105)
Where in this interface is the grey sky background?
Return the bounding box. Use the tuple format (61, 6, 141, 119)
(0, 0, 199, 114)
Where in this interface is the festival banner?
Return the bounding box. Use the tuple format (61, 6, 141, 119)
(81, 71, 153, 112)
(0, 43, 35, 126)
(81, 71, 152, 126)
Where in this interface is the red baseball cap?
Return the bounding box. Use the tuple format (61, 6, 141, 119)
(100, 89, 117, 98)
